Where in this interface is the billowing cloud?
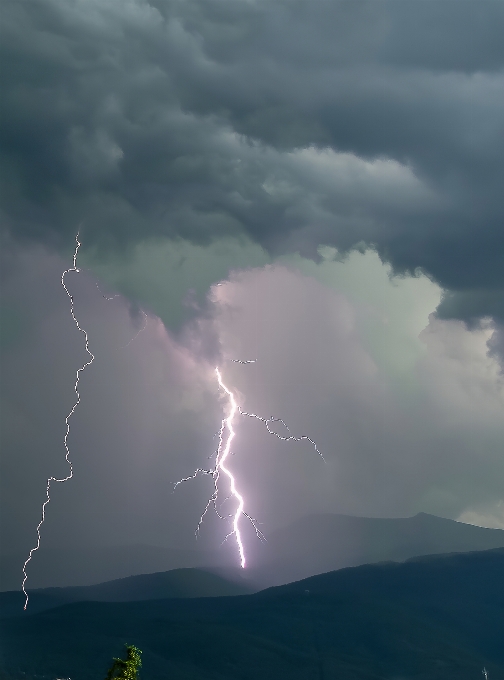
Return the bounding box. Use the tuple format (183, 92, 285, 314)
(206, 258, 504, 527)
(1, 0, 504, 324)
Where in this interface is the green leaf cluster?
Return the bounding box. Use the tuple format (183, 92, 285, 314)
(105, 645, 142, 680)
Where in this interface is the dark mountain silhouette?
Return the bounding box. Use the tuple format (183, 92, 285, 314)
(0, 568, 253, 618)
(250, 511, 504, 586)
(1, 548, 503, 680)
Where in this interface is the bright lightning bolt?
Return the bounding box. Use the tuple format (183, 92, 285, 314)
(175, 362, 322, 569)
(174, 368, 251, 568)
(214, 367, 246, 567)
(22, 234, 94, 610)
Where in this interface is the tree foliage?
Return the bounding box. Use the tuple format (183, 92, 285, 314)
(105, 644, 142, 680)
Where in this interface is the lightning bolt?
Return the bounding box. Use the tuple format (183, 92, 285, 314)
(97, 283, 149, 348)
(214, 367, 246, 566)
(122, 310, 148, 349)
(22, 234, 94, 610)
(174, 367, 252, 568)
(175, 362, 322, 568)
(96, 283, 120, 301)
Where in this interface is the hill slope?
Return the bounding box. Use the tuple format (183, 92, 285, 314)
(0, 544, 222, 591)
(4, 513, 503, 592)
(251, 511, 504, 586)
(1, 548, 503, 680)
(0, 568, 253, 617)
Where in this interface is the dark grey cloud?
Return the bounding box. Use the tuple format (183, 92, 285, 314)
(1, 0, 504, 324)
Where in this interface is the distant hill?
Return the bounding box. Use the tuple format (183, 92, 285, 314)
(249, 512, 504, 586)
(1, 548, 503, 680)
(3, 513, 503, 592)
(0, 544, 223, 591)
(0, 568, 253, 617)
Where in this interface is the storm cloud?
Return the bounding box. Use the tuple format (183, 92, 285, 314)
(1, 0, 504, 589)
(2, 245, 503, 586)
(2, 0, 504, 323)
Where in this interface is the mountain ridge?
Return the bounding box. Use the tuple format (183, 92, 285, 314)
(250, 511, 504, 586)
(1, 547, 503, 680)
(3, 512, 503, 593)
(0, 567, 253, 618)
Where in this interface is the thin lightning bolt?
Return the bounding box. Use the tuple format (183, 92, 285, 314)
(22, 234, 94, 610)
(122, 310, 148, 349)
(175, 363, 322, 568)
(97, 283, 149, 348)
(96, 283, 120, 301)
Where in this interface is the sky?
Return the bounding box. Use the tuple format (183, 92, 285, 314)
(1, 0, 504, 581)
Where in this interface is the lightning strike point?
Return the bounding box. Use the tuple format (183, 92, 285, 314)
(22, 234, 94, 610)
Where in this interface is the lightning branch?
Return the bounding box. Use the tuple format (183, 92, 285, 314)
(22, 234, 94, 610)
